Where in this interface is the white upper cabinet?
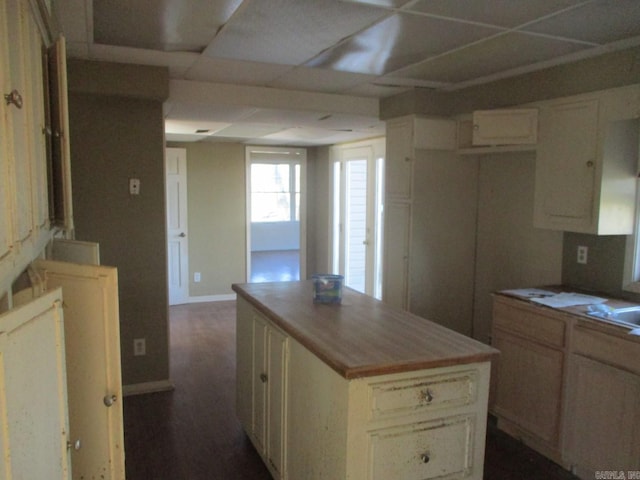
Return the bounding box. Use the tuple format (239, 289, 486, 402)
(533, 85, 640, 234)
(472, 109, 538, 146)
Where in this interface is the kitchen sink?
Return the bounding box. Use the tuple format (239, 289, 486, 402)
(587, 305, 640, 328)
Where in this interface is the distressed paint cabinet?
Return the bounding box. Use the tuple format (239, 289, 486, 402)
(235, 282, 496, 480)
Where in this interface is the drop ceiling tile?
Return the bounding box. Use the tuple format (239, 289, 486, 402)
(165, 119, 231, 136)
(93, 0, 243, 51)
(394, 32, 590, 84)
(307, 12, 502, 75)
(167, 103, 258, 123)
(524, 0, 640, 44)
(212, 124, 289, 139)
(409, 0, 585, 28)
(243, 109, 330, 125)
(185, 57, 292, 85)
(345, 0, 414, 7)
(204, 0, 388, 65)
(269, 66, 377, 94)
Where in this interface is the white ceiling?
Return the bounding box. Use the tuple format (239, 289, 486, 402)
(53, 0, 640, 146)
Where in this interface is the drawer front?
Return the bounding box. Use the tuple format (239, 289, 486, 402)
(368, 415, 475, 480)
(573, 326, 640, 375)
(369, 370, 477, 421)
(493, 297, 566, 347)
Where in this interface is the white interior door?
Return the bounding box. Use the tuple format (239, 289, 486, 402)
(166, 147, 189, 305)
(0, 288, 71, 479)
(35, 259, 125, 480)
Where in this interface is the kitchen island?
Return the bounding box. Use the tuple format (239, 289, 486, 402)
(233, 281, 498, 480)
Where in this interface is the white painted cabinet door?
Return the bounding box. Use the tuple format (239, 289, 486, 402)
(533, 99, 598, 230)
(0, 288, 71, 479)
(472, 109, 538, 146)
(382, 202, 410, 310)
(35, 259, 125, 480)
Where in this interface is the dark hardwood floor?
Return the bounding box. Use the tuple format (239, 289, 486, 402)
(123, 301, 579, 480)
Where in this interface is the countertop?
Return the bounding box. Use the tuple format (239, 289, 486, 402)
(494, 286, 640, 342)
(232, 281, 498, 380)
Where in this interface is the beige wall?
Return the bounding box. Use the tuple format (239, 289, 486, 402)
(168, 142, 327, 297)
(68, 60, 170, 386)
(473, 153, 564, 343)
(172, 142, 247, 297)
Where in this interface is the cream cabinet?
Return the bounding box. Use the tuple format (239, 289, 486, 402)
(533, 87, 640, 234)
(236, 299, 288, 479)
(564, 325, 640, 478)
(471, 108, 538, 146)
(0, 288, 71, 479)
(237, 295, 492, 480)
(491, 296, 569, 463)
(381, 202, 410, 310)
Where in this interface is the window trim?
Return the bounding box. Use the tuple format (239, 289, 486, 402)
(623, 177, 640, 293)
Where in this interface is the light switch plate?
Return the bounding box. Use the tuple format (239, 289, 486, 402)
(129, 178, 141, 195)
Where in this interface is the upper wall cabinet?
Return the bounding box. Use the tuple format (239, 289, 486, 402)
(472, 109, 538, 146)
(533, 85, 640, 234)
(385, 115, 456, 200)
(457, 109, 538, 153)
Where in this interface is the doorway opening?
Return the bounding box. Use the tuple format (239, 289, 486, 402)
(246, 146, 307, 283)
(332, 141, 384, 298)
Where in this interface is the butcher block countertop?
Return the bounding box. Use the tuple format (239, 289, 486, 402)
(232, 281, 498, 380)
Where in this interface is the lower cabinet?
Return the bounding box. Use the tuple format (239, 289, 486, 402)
(236, 299, 288, 479)
(492, 294, 640, 479)
(491, 295, 568, 463)
(237, 297, 492, 479)
(564, 326, 640, 478)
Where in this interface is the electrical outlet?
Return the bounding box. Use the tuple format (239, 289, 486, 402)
(194, 272, 201, 282)
(577, 245, 588, 265)
(134, 338, 146, 356)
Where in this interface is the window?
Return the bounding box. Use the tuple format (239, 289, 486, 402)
(250, 163, 300, 223)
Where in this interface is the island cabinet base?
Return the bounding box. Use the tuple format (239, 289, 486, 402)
(236, 296, 492, 479)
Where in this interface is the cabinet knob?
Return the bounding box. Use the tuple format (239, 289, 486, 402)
(260, 373, 268, 383)
(67, 439, 81, 451)
(586, 160, 594, 168)
(420, 388, 434, 403)
(404, 157, 411, 162)
(103, 394, 117, 407)
(420, 453, 430, 463)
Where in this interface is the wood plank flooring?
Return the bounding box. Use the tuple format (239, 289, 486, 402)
(123, 301, 579, 480)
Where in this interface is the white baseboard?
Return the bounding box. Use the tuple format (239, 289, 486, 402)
(185, 293, 237, 303)
(123, 379, 175, 397)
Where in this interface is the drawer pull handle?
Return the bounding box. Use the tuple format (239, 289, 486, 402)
(420, 388, 434, 403)
(420, 453, 430, 463)
(260, 373, 268, 383)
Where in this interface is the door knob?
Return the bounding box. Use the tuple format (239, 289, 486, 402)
(103, 394, 117, 407)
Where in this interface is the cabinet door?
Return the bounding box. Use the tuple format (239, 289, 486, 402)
(566, 355, 640, 477)
(534, 99, 598, 230)
(472, 109, 538, 146)
(382, 202, 410, 309)
(35, 260, 125, 480)
(385, 118, 413, 200)
(492, 330, 564, 448)
(0, 289, 71, 479)
(252, 314, 269, 453)
(267, 327, 288, 477)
